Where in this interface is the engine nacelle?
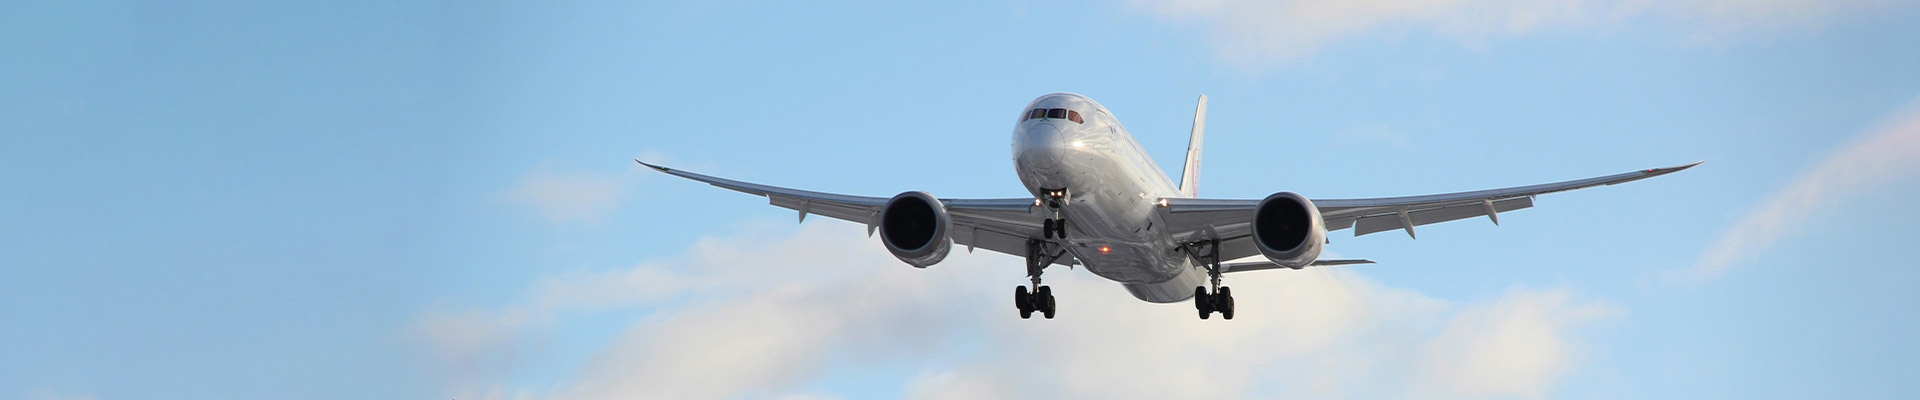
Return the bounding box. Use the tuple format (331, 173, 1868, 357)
(1251, 192, 1326, 269)
(878, 191, 952, 268)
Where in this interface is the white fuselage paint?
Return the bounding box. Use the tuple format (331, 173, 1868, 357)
(1013, 93, 1207, 303)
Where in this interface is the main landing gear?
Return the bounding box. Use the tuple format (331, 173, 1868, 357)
(1015, 239, 1067, 319)
(1185, 239, 1235, 320)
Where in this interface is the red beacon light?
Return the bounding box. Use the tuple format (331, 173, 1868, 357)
(1098, 245, 1111, 253)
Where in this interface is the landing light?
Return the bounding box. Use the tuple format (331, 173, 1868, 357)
(1072, 141, 1084, 148)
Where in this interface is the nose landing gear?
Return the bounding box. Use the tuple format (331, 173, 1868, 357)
(1043, 218, 1067, 239)
(1039, 188, 1070, 239)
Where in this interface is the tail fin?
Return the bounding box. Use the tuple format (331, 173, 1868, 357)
(1179, 95, 1207, 198)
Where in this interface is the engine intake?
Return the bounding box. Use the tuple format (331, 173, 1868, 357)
(1251, 192, 1325, 269)
(879, 191, 952, 268)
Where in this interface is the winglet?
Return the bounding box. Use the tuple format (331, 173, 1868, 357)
(635, 159, 670, 172)
(1644, 160, 1704, 175)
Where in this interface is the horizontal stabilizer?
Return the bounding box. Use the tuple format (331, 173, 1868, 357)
(1220, 259, 1375, 273)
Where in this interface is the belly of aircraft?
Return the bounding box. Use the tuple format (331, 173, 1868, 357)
(1023, 150, 1186, 285)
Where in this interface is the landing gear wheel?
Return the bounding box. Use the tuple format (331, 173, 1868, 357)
(1015, 286, 1034, 319)
(1054, 218, 1067, 239)
(1037, 286, 1056, 319)
(1043, 219, 1056, 239)
(1218, 286, 1235, 320)
(1195, 286, 1213, 319)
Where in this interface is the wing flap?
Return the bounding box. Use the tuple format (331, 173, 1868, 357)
(1351, 196, 1533, 237)
(769, 194, 877, 225)
(952, 224, 1078, 265)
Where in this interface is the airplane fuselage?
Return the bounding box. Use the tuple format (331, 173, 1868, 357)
(1013, 93, 1207, 302)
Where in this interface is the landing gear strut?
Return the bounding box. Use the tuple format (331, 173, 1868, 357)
(1040, 188, 1070, 239)
(1185, 239, 1235, 320)
(1015, 239, 1066, 319)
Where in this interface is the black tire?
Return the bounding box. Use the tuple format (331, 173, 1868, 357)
(1194, 286, 1212, 319)
(1015, 286, 1032, 318)
(1055, 219, 1068, 238)
(1043, 219, 1055, 239)
(1219, 286, 1235, 320)
(1037, 286, 1056, 319)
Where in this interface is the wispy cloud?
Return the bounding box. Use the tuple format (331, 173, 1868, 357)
(1678, 99, 1920, 282)
(411, 222, 1620, 399)
(1128, 0, 1898, 66)
(1414, 289, 1617, 398)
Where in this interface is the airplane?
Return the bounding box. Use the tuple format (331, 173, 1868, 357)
(638, 93, 1699, 320)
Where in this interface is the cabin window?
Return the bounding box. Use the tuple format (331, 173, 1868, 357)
(1067, 110, 1084, 124)
(1047, 108, 1067, 119)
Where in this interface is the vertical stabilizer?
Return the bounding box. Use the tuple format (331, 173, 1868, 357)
(1179, 95, 1206, 198)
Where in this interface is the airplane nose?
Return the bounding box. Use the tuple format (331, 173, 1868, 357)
(1019, 124, 1065, 170)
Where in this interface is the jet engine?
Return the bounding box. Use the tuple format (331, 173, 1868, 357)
(879, 191, 952, 268)
(1250, 192, 1325, 269)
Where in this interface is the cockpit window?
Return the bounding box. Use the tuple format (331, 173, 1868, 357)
(1026, 108, 1086, 124)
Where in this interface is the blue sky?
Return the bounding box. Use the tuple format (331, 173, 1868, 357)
(3, 1, 1918, 399)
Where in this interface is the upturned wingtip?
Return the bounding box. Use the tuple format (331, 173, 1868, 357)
(635, 159, 669, 172)
(1645, 160, 1704, 174)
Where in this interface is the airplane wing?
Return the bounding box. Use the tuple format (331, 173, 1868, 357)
(636, 160, 1067, 264)
(1158, 161, 1701, 262)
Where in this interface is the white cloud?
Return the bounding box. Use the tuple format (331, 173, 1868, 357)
(1414, 289, 1618, 398)
(507, 170, 627, 223)
(1679, 99, 1920, 282)
(412, 221, 1621, 399)
(896, 270, 1610, 399)
(1128, 0, 1899, 66)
